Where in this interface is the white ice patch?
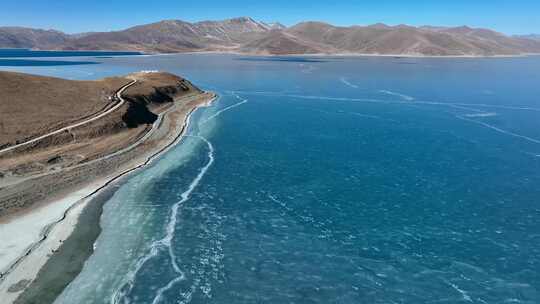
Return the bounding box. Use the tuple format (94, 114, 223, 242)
(201, 92, 248, 124)
(236, 91, 540, 114)
(348, 112, 384, 120)
(464, 112, 498, 118)
(340, 77, 359, 89)
(447, 281, 473, 302)
(327, 110, 397, 122)
(379, 90, 415, 101)
(111, 136, 216, 304)
(456, 115, 540, 145)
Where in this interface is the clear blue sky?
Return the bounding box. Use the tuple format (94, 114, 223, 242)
(2, 0, 539, 35)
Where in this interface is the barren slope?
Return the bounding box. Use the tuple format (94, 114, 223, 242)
(0, 72, 128, 148)
(240, 30, 330, 55)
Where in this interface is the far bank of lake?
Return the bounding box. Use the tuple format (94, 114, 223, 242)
(2, 53, 540, 303)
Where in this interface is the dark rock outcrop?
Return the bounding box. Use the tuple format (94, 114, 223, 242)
(122, 102, 158, 128)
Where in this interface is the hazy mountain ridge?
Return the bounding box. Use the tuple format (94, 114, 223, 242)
(0, 27, 70, 49)
(263, 22, 287, 30)
(515, 34, 540, 41)
(1, 17, 539, 56)
(284, 22, 540, 56)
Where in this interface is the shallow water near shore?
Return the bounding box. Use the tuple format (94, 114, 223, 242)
(3, 54, 540, 303)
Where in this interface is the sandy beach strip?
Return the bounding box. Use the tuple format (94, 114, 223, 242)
(0, 93, 216, 304)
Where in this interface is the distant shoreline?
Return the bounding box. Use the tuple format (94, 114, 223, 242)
(2, 48, 539, 59)
(129, 50, 540, 59)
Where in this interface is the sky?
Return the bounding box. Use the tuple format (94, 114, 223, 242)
(2, 0, 540, 35)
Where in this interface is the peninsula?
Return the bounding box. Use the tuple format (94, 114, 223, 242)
(0, 71, 215, 303)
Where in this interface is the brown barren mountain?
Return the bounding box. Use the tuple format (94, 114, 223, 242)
(1, 17, 540, 55)
(61, 17, 272, 53)
(285, 22, 540, 55)
(0, 27, 70, 49)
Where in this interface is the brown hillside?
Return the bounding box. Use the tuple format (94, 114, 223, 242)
(1, 18, 540, 56)
(0, 72, 128, 148)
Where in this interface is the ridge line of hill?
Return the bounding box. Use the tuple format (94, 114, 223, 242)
(1, 17, 540, 56)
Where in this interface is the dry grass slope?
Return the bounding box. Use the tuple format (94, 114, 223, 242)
(0, 72, 128, 148)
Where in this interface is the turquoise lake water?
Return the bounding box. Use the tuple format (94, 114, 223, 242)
(3, 54, 540, 303)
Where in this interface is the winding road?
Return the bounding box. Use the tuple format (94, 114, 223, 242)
(0, 79, 138, 155)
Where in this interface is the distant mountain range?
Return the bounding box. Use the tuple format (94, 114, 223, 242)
(1, 17, 540, 56)
(515, 34, 540, 41)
